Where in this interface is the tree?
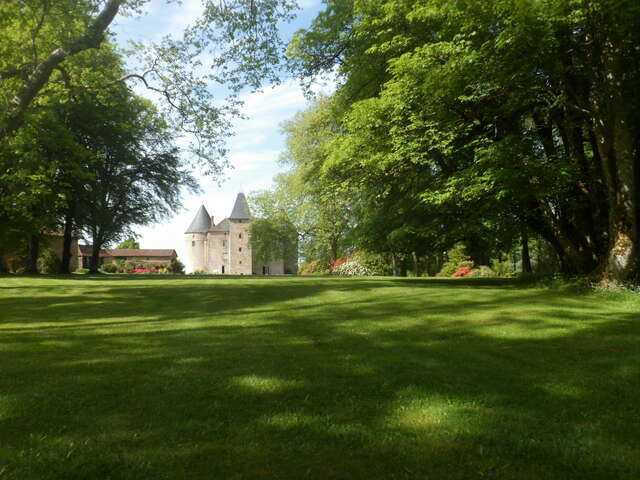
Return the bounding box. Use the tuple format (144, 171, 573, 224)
(249, 216, 298, 265)
(71, 91, 197, 272)
(0, 0, 298, 170)
(117, 238, 140, 249)
(288, 0, 640, 283)
(277, 97, 355, 263)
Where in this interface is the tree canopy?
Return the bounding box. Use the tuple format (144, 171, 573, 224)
(282, 0, 640, 283)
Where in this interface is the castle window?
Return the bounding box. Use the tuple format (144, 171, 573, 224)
(239, 247, 242, 252)
(192, 241, 195, 247)
(239, 233, 242, 239)
(239, 261, 242, 264)
(222, 240, 227, 247)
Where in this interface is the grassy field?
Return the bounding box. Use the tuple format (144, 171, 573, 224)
(0, 275, 638, 479)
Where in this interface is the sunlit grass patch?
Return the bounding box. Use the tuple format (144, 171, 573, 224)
(0, 275, 638, 479)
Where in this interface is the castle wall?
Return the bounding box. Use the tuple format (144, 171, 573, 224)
(184, 232, 206, 273)
(229, 219, 252, 275)
(206, 231, 230, 274)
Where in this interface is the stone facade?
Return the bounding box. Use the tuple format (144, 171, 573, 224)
(184, 193, 297, 275)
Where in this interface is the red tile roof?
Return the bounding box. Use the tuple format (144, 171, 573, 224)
(78, 246, 176, 258)
(103, 249, 177, 257)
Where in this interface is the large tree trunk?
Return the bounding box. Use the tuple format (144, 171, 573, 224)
(399, 256, 408, 277)
(1, 0, 123, 137)
(423, 255, 431, 276)
(89, 247, 101, 273)
(589, 38, 638, 283)
(89, 231, 102, 273)
(521, 226, 532, 273)
(61, 212, 74, 274)
(411, 251, 419, 277)
(391, 252, 398, 276)
(527, 200, 595, 275)
(330, 237, 338, 264)
(27, 235, 39, 274)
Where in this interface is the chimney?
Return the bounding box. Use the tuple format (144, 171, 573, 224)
(210, 216, 215, 227)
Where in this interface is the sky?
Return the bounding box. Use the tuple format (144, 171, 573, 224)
(110, 0, 330, 261)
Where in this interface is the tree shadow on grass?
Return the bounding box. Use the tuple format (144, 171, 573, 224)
(0, 278, 638, 479)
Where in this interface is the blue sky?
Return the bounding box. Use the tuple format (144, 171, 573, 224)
(110, 0, 331, 261)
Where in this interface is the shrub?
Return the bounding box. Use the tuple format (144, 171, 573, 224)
(123, 260, 137, 273)
(191, 269, 207, 275)
(490, 258, 513, 277)
(37, 248, 60, 274)
(474, 265, 497, 277)
(350, 250, 392, 276)
(6, 257, 22, 273)
(332, 261, 376, 277)
(169, 258, 185, 274)
(299, 259, 331, 275)
(438, 259, 474, 277)
(452, 266, 472, 277)
(100, 263, 118, 273)
(133, 268, 151, 274)
(437, 244, 474, 277)
(74, 268, 90, 274)
(330, 256, 348, 273)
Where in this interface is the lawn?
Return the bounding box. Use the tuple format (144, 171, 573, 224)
(0, 275, 638, 479)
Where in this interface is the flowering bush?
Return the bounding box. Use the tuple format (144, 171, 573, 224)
(133, 268, 151, 274)
(332, 261, 376, 276)
(437, 244, 474, 277)
(350, 250, 392, 276)
(330, 256, 348, 273)
(452, 266, 472, 277)
(6, 257, 23, 273)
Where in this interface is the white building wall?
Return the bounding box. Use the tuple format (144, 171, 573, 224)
(184, 233, 206, 273)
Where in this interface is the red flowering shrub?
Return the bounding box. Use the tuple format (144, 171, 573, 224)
(133, 268, 151, 274)
(452, 266, 472, 277)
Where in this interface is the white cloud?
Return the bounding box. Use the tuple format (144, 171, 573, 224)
(227, 150, 280, 173)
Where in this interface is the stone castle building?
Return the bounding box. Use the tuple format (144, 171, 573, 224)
(184, 193, 297, 275)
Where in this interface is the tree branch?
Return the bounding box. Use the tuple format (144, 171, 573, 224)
(1, 0, 124, 137)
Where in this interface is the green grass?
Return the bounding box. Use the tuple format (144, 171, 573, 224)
(0, 275, 638, 479)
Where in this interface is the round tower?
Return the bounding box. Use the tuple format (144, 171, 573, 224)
(184, 205, 211, 273)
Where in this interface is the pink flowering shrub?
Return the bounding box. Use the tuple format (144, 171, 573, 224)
(452, 266, 472, 277)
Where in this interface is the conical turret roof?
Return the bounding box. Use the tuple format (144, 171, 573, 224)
(185, 205, 211, 233)
(229, 192, 251, 219)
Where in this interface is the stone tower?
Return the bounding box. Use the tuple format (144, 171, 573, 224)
(184, 204, 211, 273)
(226, 193, 252, 275)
